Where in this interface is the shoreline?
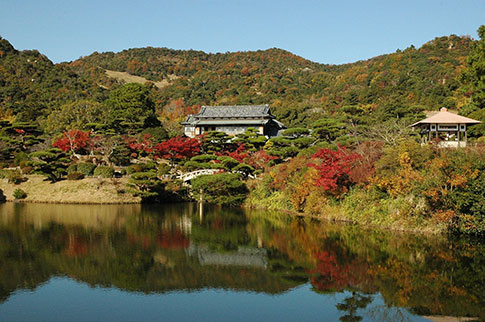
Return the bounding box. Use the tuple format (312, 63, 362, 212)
(244, 203, 445, 235)
(4, 199, 140, 205)
(0, 175, 450, 235)
(0, 175, 141, 204)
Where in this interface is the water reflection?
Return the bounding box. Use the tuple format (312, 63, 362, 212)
(0, 202, 483, 321)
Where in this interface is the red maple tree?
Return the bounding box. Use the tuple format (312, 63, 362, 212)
(154, 136, 201, 162)
(308, 147, 361, 193)
(52, 129, 91, 156)
(125, 134, 155, 158)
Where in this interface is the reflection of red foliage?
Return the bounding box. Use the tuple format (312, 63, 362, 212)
(213, 218, 224, 230)
(127, 233, 156, 249)
(157, 230, 190, 249)
(309, 250, 371, 292)
(309, 251, 351, 291)
(66, 236, 88, 257)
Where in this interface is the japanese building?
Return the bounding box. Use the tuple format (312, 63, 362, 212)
(181, 104, 286, 138)
(411, 107, 481, 147)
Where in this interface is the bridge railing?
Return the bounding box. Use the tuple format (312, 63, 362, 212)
(177, 169, 220, 182)
(174, 168, 256, 182)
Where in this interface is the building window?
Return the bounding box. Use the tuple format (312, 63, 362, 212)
(430, 124, 436, 131)
(460, 124, 466, 131)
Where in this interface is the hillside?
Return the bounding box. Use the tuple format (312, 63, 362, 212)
(0, 34, 476, 128)
(0, 37, 107, 122)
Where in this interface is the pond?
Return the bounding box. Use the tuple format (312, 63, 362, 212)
(0, 202, 483, 322)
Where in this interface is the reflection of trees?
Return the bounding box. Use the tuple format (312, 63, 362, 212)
(0, 228, 53, 302)
(190, 206, 250, 251)
(0, 203, 302, 302)
(0, 202, 483, 320)
(247, 210, 485, 320)
(336, 291, 372, 322)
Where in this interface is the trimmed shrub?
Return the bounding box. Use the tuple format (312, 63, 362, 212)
(127, 171, 164, 202)
(126, 163, 157, 174)
(109, 145, 131, 166)
(19, 160, 33, 168)
(191, 173, 248, 206)
(77, 163, 96, 176)
(13, 188, 27, 199)
(233, 163, 255, 178)
(67, 164, 78, 174)
(158, 163, 171, 176)
(67, 171, 85, 180)
(20, 166, 33, 174)
(0, 170, 25, 184)
(14, 152, 29, 166)
(143, 162, 158, 171)
(126, 164, 143, 175)
(191, 154, 218, 162)
(94, 166, 114, 178)
(217, 156, 240, 170)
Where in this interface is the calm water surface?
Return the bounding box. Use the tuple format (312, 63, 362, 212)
(0, 202, 483, 322)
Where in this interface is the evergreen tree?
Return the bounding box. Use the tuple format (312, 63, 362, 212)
(461, 25, 485, 111)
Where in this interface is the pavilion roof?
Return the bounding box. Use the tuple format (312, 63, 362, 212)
(411, 108, 481, 126)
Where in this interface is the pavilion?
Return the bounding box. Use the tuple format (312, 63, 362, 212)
(410, 107, 481, 147)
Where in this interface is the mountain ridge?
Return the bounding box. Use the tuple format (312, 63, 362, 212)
(0, 33, 475, 128)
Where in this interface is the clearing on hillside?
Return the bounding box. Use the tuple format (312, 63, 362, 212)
(105, 70, 177, 89)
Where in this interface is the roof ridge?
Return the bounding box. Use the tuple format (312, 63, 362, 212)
(411, 108, 481, 126)
(202, 104, 269, 108)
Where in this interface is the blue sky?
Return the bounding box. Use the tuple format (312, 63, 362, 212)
(1, 0, 484, 64)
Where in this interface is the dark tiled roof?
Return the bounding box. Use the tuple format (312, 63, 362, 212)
(196, 105, 271, 118)
(180, 115, 196, 125)
(195, 119, 269, 125)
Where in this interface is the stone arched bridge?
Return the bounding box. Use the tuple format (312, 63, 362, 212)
(177, 169, 220, 182)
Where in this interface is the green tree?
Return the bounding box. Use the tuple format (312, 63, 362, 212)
(461, 25, 485, 111)
(311, 117, 347, 143)
(29, 148, 70, 182)
(127, 171, 165, 202)
(44, 100, 108, 134)
(466, 108, 485, 139)
(105, 83, 160, 133)
(200, 131, 233, 154)
(232, 128, 267, 151)
(191, 173, 248, 206)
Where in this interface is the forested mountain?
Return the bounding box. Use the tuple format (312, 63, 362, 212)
(0, 33, 477, 129)
(0, 37, 106, 122)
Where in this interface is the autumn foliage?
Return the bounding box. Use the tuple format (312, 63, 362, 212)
(52, 129, 92, 154)
(308, 147, 361, 193)
(126, 134, 155, 157)
(154, 136, 201, 161)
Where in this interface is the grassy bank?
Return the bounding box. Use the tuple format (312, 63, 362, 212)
(245, 185, 444, 234)
(245, 142, 485, 235)
(0, 175, 141, 204)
